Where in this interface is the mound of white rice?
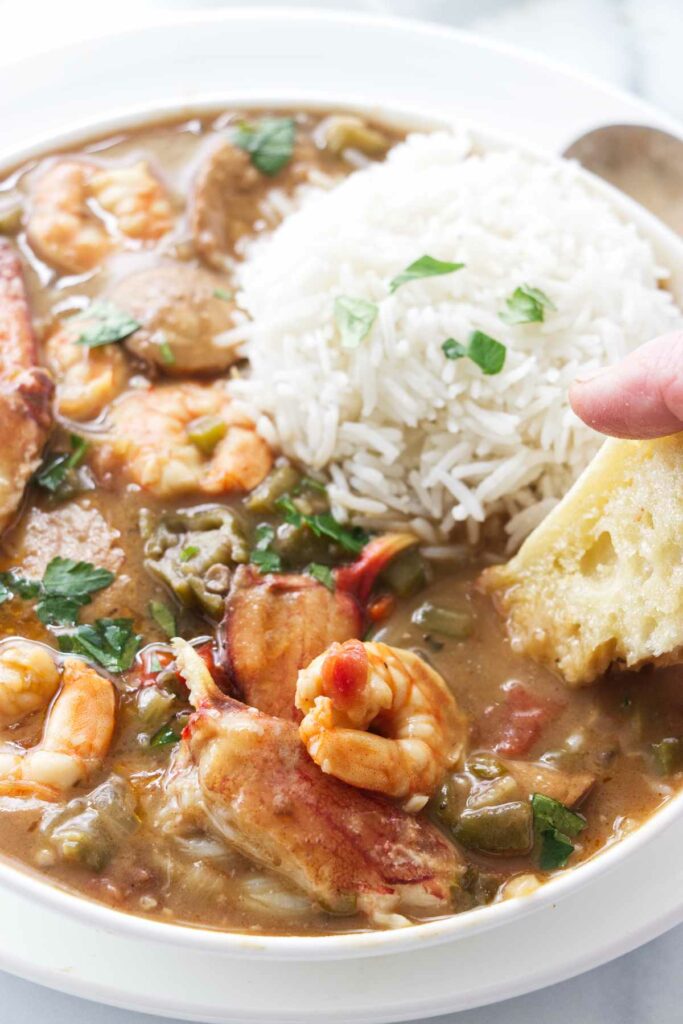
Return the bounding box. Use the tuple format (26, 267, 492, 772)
(232, 129, 683, 547)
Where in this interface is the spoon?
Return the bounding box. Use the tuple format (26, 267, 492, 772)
(563, 124, 683, 235)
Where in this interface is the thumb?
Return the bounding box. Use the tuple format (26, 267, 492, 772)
(569, 332, 683, 439)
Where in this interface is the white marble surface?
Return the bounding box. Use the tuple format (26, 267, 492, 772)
(0, 0, 682, 1021)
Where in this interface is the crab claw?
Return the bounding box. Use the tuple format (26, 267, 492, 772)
(334, 532, 418, 604)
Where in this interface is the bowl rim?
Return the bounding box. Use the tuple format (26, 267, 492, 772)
(2, 15, 683, 966)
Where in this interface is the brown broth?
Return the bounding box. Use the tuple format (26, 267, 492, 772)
(0, 109, 679, 936)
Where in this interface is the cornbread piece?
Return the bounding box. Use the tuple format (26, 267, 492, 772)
(480, 434, 683, 685)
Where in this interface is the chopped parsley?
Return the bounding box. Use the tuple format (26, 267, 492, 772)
(249, 523, 282, 575)
(0, 557, 115, 628)
(389, 255, 464, 293)
(159, 340, 176, 366)
(233, 117, 296, 176)
(150, 723, 180, 747)
(306, 563, 335, 591)
(36, 594, 87, 627)
(531, 793, 586, 870)
(149, 600, 176, 639)
(442, 331, 506, 375)
(179, 545, 199, 563)
(334, 296, 378, 350)
(58, 618, 142, 672)
(212, 288, 233, 301)
(42, 557, 115, 599)
(35, 434, 89, 494)
(275, 496, 369, 555)
(35, 557, 115, 627)
(72, 301, 140, 348)
(499, 284, 556, 325)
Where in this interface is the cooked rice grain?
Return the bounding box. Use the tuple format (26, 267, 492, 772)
(233, 130, 682, 544)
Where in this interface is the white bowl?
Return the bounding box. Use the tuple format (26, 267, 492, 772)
(1, 9, 683, 1021)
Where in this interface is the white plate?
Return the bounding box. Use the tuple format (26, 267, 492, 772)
(1, 8, 683, 1022)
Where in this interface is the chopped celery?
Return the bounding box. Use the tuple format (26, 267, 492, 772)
(380, 545, 426, 597)
(186, 415, 227, 456)
(245, 462, 302, 513)
(455, 801, 533, 854)
(652, 737, 683, 775)
(412, 601, 473, 639)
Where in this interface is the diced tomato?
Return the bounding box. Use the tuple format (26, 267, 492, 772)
(367, 593, 396, 624)
(321, 639, 369, 710)
(482, 680, 563, 757)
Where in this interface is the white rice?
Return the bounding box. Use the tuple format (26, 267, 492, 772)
(232, 129, 683, 545)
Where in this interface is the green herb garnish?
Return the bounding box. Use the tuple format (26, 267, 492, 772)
(306, 563, 335, 591)
(42, 557, 115, 599)
(442, 330, 506, 375)
(213, 288, 233, 301)
(249, 523, 282, 575)
(499, 284, 556, 325)
(275, 497, 368, 555)
(150, 723, 180, 747)
(334, 296, 378, 350)
(389, 255, 464, 293)
(35, 594, 88, 627)
(0, 571, 40, 600)
(233, 117, 296, 176)
(531, 793, 586, 870)
(58, 618, 142, 672)
(35, 434, 89, 493)
(149, 601, 176, 639)
(294, 475, 327, 495)
(73, 302, 140, 348)
(159, 340, 175, 366)
(179, 546, 199, 563)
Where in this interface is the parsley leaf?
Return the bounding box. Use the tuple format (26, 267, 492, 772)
(159, 340, 175, 365)
(0, 579, 13, 605)
(42, 557, 115, 599)
(35, 593, 88, 627)
(532, 793, 587, 870)
(334, 296, 378, 350)
(500, 284, 556, 325)
(233, 117, 296, 176)
(213, 288, 233, 301)
(58, 618, 141, 672)
(0, 571, 40, 599)
(442, 330, 506, 375)
(179, 545, 199, 563)
(274, 497, 368, 555)
(275, 495, 303, 526)
(389, 255, 464, 293)
(72, 302, 140, 348)
(150, 723, 180, 747)
(306, 563, 335, 591)
(305, 514, 368, 554)
(35, 434, 89, 493)
(149, 600, 176, 638)
(249, 523, 282, 575)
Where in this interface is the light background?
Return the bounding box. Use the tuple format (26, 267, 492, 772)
(1, 1, 682, 1022)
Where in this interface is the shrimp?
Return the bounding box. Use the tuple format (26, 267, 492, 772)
(89, 162, 173, 242)
(44, 316, 129, 421)
(27, 159, 173, 274)
(0, 643, 60, 728)
(26, 161, 111, 275)
(296, 639, 467, 801)
(166, 639, 463, 926)
(93, 382, 272, 498)
(0, 655, 116, 801)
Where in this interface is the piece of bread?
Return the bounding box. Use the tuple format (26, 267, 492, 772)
(480, 433, 683, 685)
